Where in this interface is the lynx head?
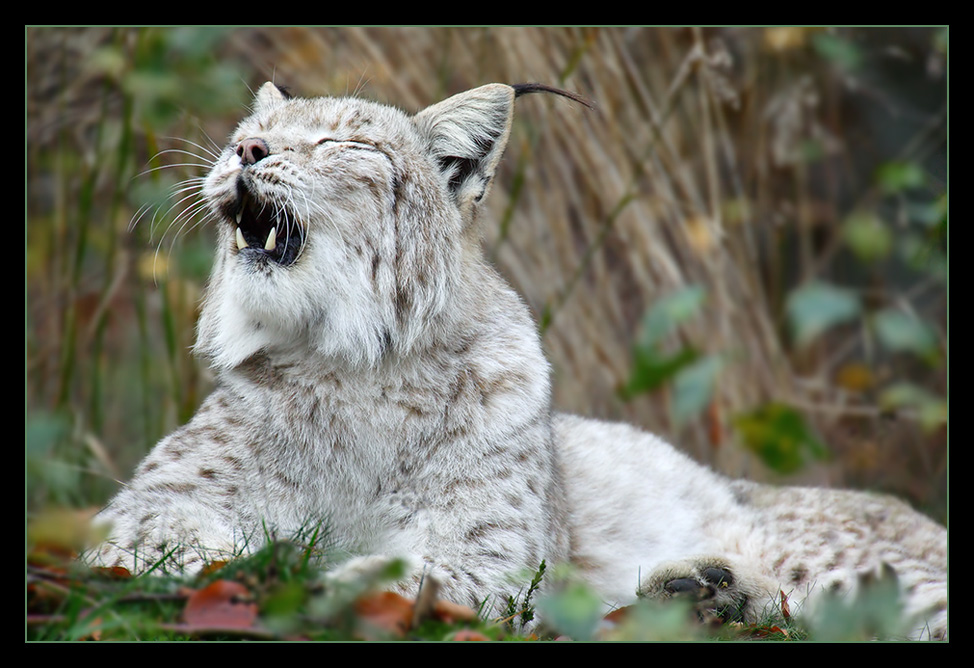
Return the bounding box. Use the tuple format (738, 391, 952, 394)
(192, 82, 583, 369)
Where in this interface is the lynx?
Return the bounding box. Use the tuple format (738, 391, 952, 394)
(89, 81, 947, 639)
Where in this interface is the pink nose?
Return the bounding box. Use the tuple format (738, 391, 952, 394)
(236, 137, 270, 165)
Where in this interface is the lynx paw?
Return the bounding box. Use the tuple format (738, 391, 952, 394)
(637, 557, 773, 624)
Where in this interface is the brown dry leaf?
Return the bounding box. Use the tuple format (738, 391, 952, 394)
(835, 363, 875, 393)
(683, 215, 717, 256)
(741, 623, 789, 640)
(183, 579, 258, 629)
(449, 629, 491, 641)
(28, 507, 103, 555)
(779, 589, 791, 619)
(199, 560, 230, 577)
(602, 605, 634, 625)
(763, 27, 811, 52)
(91, 565, 132, 579)
(354, 591, 415, 638)
(432, 599, 479, 625)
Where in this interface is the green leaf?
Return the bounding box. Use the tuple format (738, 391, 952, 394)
(621, 285, 707, 399)
(537, 582, 604, 640)
(879, 382, 948, 431)
(875, 161, 926, 194)
(842, 211, 892, 263)
(813, 33, 863, 70)
(807, 565, 906, 640)
(605, 598, 703, 641)
(786, 281, 861, 347)
(905, 197, 946, 227)
(872, 308, 940, 363)
(622, 346, 699, 398)
(672, 355, 724, 425)
(25, 411, 80, 505)
(637, 285, 706, 349)
(262, 581, 310, 634)
(733, 403, 828, 474)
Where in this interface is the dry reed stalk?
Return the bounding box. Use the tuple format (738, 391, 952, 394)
(26, 27, 947, 511)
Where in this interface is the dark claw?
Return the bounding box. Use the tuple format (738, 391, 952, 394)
(665, 577, 714, 600)
(703, 567, 734, 588)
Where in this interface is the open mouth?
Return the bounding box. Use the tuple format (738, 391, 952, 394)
(232, 181, 305, 267)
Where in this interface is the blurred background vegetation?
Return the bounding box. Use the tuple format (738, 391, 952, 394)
(26, 27, 947, 531)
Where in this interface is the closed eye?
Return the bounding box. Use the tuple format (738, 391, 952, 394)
(316, 138, 378, 151)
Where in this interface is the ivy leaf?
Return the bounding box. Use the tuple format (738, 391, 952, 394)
(672, 355, 724, 425)
(787, 281, 861, 348)
(537, 582, 604, 641)
(733, 403, 828, 474)
(622, 286, 706, 399)
(813, 32, 863, 71)
(622, 346, 699, 399)
(879, 382, 948, 431)
(872, 308, 941, 364)
(636, 285, 706, 350)
(875, 160, 926, 194)
(842, 211, 892, 263)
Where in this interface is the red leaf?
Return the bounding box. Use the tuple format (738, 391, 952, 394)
(199, 560, 230, 576)
(354, 591, 414, 638)
(432, 599, 479, 625)
(183, 580, 258, 629)
(603, 605, 635, 624)
(92, 565, 132, 579)
(450, 629, 490, 641)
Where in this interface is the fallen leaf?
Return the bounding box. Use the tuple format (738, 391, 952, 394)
(449, 629, 490, 641)
(183, 580, 258, 629)
(741, 623, 790, 639)
(28, 507, 102, 555)
(433, 599, 479, 625)
(602, 605, 635, 624)
(354, 591, 414, 638)
(91, 565, 132, 579)
(780, 590, 791, 619)
(199, 560, 230, 577)
(835, 363, 875, 393)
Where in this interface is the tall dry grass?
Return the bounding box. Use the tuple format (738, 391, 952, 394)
(25, 27, 947, 520)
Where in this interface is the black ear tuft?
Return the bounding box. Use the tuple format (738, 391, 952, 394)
(511, 83, 595, 109)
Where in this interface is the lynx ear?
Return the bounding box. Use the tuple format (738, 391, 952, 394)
(414, 84, 516, 215)
(252, 81, 288, 113)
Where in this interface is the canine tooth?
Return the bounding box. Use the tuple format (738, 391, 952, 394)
(264, 226, 277, 251)
(235, 227, 248, 250)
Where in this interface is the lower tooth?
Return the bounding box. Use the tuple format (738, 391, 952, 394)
(265, 226, 277, 251)
(235, 227, 248, 250)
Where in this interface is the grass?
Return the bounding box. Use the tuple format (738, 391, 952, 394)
(30, 531, 915, 642)
(29, 528, 816, 642)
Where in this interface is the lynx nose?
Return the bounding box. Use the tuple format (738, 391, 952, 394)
(237, 137, 270, 166)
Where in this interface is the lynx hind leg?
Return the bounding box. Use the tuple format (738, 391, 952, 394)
(637, 556, 781, 625)
(729, 481, 948, 640)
